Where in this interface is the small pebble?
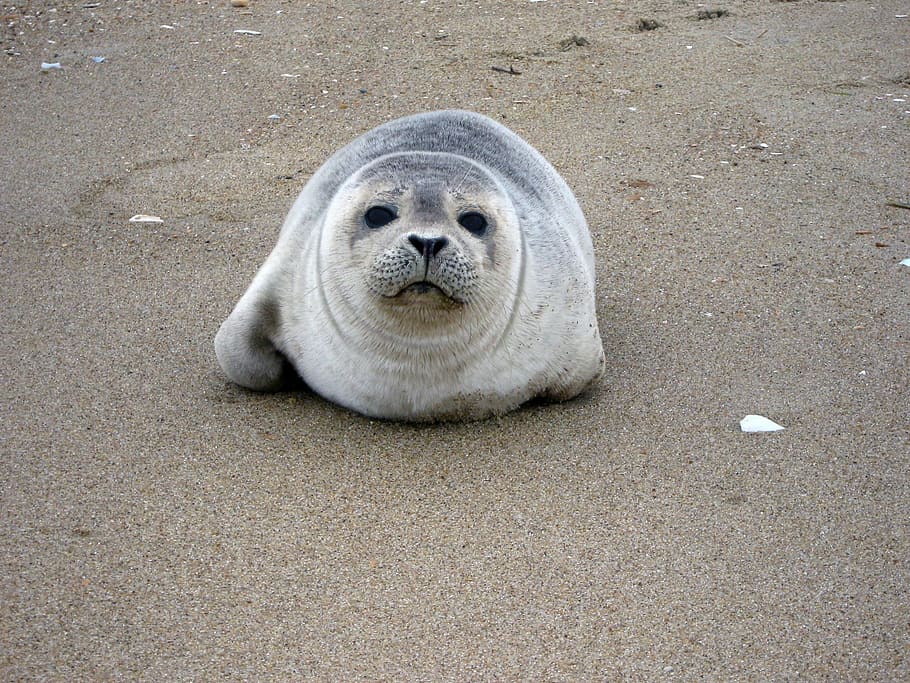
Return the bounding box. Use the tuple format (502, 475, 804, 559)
(231, 0, 249, 7)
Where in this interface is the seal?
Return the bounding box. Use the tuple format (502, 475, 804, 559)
(215, 110, 604, 421)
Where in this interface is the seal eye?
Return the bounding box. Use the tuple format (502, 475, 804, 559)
(458, 211, 488, 235)
(364, 206, 397, 229)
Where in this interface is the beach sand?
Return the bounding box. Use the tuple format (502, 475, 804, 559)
(1, 0, 908, 679)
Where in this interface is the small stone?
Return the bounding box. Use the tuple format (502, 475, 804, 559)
(696, 9, 729, 20)
(558, 35, 589, 51)
(636, 18, 662, 32)
(231, 0, 249, 7)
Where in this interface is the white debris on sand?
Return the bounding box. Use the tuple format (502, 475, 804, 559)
(740, 414, 786, 433)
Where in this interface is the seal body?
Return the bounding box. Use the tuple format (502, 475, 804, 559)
(215, 110, 604, 421)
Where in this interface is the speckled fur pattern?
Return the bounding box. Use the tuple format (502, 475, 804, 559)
(215, 110, 604, 421)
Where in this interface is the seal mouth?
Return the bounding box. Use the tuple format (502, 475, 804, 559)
(404, 281, 444, 295)
(384, 280, 465, 306)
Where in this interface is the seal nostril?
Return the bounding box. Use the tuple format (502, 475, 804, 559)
(408, 235, 449, 258)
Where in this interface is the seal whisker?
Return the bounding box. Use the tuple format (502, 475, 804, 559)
(451, 166, 473, 196)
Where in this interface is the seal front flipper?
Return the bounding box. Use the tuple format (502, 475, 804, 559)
(214, 291, 297, 392)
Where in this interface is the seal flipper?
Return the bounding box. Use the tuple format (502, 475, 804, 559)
(214, 295, 297, 392)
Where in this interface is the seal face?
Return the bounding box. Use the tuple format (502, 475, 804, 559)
(215, 110, 604, 421)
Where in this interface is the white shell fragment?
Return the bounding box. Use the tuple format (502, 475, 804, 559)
(41, 62, 62, 70)
(129, 214, 164, 223)
(740, 415, 786, 432)
(233, 29, 262, 35)
(900, 258, 910, 268)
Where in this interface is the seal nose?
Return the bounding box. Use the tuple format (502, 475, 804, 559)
(408, 234, 448, 258)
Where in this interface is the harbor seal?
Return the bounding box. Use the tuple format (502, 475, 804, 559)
(215, 110, 604, 421)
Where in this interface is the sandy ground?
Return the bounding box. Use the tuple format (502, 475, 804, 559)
(2, 0, 908, 680)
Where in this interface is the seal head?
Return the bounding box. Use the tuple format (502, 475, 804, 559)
(317, 152, 521, 343)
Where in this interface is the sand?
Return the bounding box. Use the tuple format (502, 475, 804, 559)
(1, 0, 908, 679)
